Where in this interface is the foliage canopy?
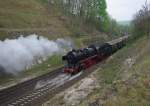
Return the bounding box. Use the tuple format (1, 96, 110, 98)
(50, 0, 108, 31)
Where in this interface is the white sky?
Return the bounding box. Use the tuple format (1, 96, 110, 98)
(106, 0, 150, 21)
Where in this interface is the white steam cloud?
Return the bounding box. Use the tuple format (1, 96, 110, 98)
(0, 34, 73, 75)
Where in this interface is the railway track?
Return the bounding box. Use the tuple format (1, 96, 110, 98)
(0, 61, 104, 106)
(0, 36, 128, 106)
(7, 73, 82, 106)
(0, 67, 63, 106)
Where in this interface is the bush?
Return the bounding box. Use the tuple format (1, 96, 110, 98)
(104, 17, 131, 37)
(132, 2, 150, 39)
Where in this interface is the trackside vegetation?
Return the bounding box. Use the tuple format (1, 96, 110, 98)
(42, 2, 150, 106)
(132, 2, 150, 40)
(0, 2, 150, 106)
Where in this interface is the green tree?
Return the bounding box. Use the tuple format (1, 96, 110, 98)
(49, 0, 109, 34)
(132, 2, 150, 39)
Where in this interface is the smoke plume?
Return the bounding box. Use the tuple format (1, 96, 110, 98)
(0, 34, 73, 75)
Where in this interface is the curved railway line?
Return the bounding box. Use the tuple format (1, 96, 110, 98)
(0, 63, 104, 106)
(0, 67, 62, 106)
(0, 36, 128, 106)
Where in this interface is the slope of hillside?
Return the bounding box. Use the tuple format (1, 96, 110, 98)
(0, 0, 46, 28)
(79, 36, 150, 106)
(0, 0, 71, 39)
(0, 0, 109, 40)
(43, 36, 150, 106)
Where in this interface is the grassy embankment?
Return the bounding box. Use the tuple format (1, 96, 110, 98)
(0, 0, 108, 40)
(79, 36, 150, 106)
(0, 0, 71, 40)
(43, 36, 150, 106)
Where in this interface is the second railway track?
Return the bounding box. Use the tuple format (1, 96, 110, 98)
(0, 36, 129, 106)
(0, 62, 104, 106)
(0, 67, 63, 106)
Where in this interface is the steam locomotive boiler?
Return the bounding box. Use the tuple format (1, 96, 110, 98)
(62, 36, 128, 74)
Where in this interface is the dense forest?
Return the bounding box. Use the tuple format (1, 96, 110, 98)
(49, 0, 107, 29)
(49, 0, 129, 37)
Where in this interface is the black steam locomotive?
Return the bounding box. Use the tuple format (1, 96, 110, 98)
(62, 36, 128, 74)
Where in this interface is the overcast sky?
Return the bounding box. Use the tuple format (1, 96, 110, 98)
(106, 0, 150, 21)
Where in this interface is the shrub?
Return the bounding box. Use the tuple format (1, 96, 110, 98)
(132, 2, 150, 39)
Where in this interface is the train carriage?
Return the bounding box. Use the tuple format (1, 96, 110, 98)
(62, 35, 129, 74)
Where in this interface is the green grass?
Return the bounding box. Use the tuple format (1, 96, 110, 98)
(22, 55, 63, 76)
(0, 0, 47, 28)
(39, 36, 150, 106)
(0, 0, 72, 39)
(79, 36, 150, 106)
(42, 36, 150, 106)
